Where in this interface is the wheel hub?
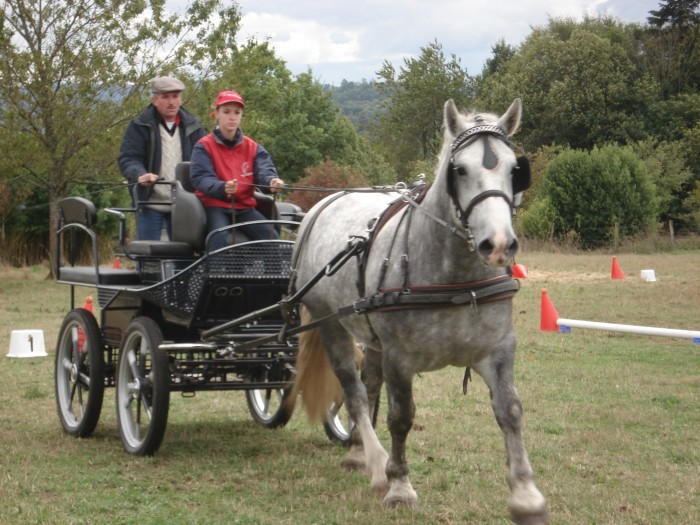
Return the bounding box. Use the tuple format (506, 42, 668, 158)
(130, 378, 142, 400)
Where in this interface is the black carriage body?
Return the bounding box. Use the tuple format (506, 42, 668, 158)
(53, 164, 309, 455)
(55, 190, 302, 394)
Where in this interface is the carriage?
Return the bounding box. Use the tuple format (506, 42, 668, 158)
(54, 99, 550, 523)
(53, 161, 349, 456)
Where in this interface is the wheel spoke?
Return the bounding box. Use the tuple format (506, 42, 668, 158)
(77, 371, 91, 387)
(329, 400, 344, 418)
(127, 348, 140, 379)
(70, 379, 79, 403)
(76, 383, 84, 418)
(70, 325, 80, 362)
(262, 389, 273, 414)
(62, 357, 73, 373)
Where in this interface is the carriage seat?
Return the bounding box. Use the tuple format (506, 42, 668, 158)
(126, 162, 207, 258)
(56, 197, 141, 286)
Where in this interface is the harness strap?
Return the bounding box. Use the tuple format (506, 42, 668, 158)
(352, 274, 519, 313)
(288, 191, 350, 295)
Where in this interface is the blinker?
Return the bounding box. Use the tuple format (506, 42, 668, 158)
(512, 156, 531, 194)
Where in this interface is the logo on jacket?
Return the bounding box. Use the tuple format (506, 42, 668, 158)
(241, 161, 253, 177)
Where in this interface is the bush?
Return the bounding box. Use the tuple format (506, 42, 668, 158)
(286, 161, 370, 211)
(540, 145, 657, 248)
(515, 196, 557, 241)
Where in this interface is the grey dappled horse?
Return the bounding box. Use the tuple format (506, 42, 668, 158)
(289, 99, 549, 524)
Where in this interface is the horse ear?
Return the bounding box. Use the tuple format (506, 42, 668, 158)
(443, 99, 461, 136)
(497, 98, 522, 137)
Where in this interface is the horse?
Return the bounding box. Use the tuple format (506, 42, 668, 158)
(287, 98, 550, 524)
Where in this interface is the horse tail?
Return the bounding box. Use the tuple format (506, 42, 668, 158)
(286, 306, 362, 422)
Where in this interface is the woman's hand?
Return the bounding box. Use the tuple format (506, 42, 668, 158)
(224, 179, 237, 198)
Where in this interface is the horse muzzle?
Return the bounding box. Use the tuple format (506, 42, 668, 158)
(478, 231, 519, 267)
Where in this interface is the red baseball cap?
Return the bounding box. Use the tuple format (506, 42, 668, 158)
(215, 90, 246, 108)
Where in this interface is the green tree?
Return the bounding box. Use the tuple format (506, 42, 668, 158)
(482, 39, 517, 78)
(478, 16, 658, 150)
(207, 41, 393, 185)
(372, 40, 476, 176)
(0, 0, 241, 267)
(539, 145, 657, 247)
(633, 138, 696, 230)
(330, 80, 386, 134)
(643, 0, 700, 97)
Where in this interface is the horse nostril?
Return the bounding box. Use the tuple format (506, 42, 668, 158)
(508, 238, 519, 258)
(478, 239, 494, 259)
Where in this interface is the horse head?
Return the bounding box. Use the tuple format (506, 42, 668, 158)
(439, 98, 526, 268)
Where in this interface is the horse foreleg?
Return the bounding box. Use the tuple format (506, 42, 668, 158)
(382, 359, 419, 509)
(474, 347, 550, 525)
(361, 345, 384, 428)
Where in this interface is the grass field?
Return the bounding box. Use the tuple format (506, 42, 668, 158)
(0, 250, 698, 524)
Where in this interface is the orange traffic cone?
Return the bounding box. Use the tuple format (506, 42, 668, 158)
(82, 296, 93, 313)
(112, 256, 121, 269)
(611, 256, 625, 280)
(77, 296, 93, 352)
(540, 288, 560, 332)
(512, 263, 528, 279)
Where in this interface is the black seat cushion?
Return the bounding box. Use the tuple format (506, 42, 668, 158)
(58, 267, 141, 285)
(127, 240, 195, 257)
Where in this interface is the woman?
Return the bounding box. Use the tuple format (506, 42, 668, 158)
(190, 90, 285, 250)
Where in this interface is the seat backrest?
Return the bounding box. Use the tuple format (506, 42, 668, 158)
(254, 192, 279, 221)
(171, 181, 207, 251)
(58, 197, 97, 227)
(175, 161, 196, 193)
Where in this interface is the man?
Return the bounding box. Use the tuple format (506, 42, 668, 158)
(118, 76, 206, 240)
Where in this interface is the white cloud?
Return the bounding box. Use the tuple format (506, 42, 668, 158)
(239, 12, 362, 65)
(229, 0, 660, 84)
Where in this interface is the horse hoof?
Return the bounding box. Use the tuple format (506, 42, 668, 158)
(383, 495, 419, 510)
(340, 457, 365, 472)
(510, 507, 551, 525)
(340, 447, 366, 472)
(370, 480, 389, 498)
(382, 483, 419, 510)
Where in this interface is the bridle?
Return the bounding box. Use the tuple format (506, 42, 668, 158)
(446, 123, 519, 245)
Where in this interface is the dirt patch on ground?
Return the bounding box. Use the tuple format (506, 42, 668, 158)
(524, 269, 609, 282)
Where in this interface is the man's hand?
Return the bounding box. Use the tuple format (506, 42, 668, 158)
(138, 173, 159, 186)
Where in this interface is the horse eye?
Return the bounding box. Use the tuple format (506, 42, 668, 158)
(456, 166, 467, 176)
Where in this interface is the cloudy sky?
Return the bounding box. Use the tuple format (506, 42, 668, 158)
(210, 0, 663, 85)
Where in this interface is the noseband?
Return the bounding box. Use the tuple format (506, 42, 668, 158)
(447, 124, 516, 243)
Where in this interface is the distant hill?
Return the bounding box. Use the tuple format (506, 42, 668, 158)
(324, 80, 387, 134)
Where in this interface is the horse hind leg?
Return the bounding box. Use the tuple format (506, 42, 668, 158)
(341, 345, 384, 473)
(474, 348, 550, 525)
(318, 324, 390, 496)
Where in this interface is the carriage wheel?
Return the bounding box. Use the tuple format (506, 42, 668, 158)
(245, 362, 294, 428)
(116, 317, 170, 456)
(54, 308, 105, 437)
(323, 398, 354, 446)
(324, 393, 380, 446)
